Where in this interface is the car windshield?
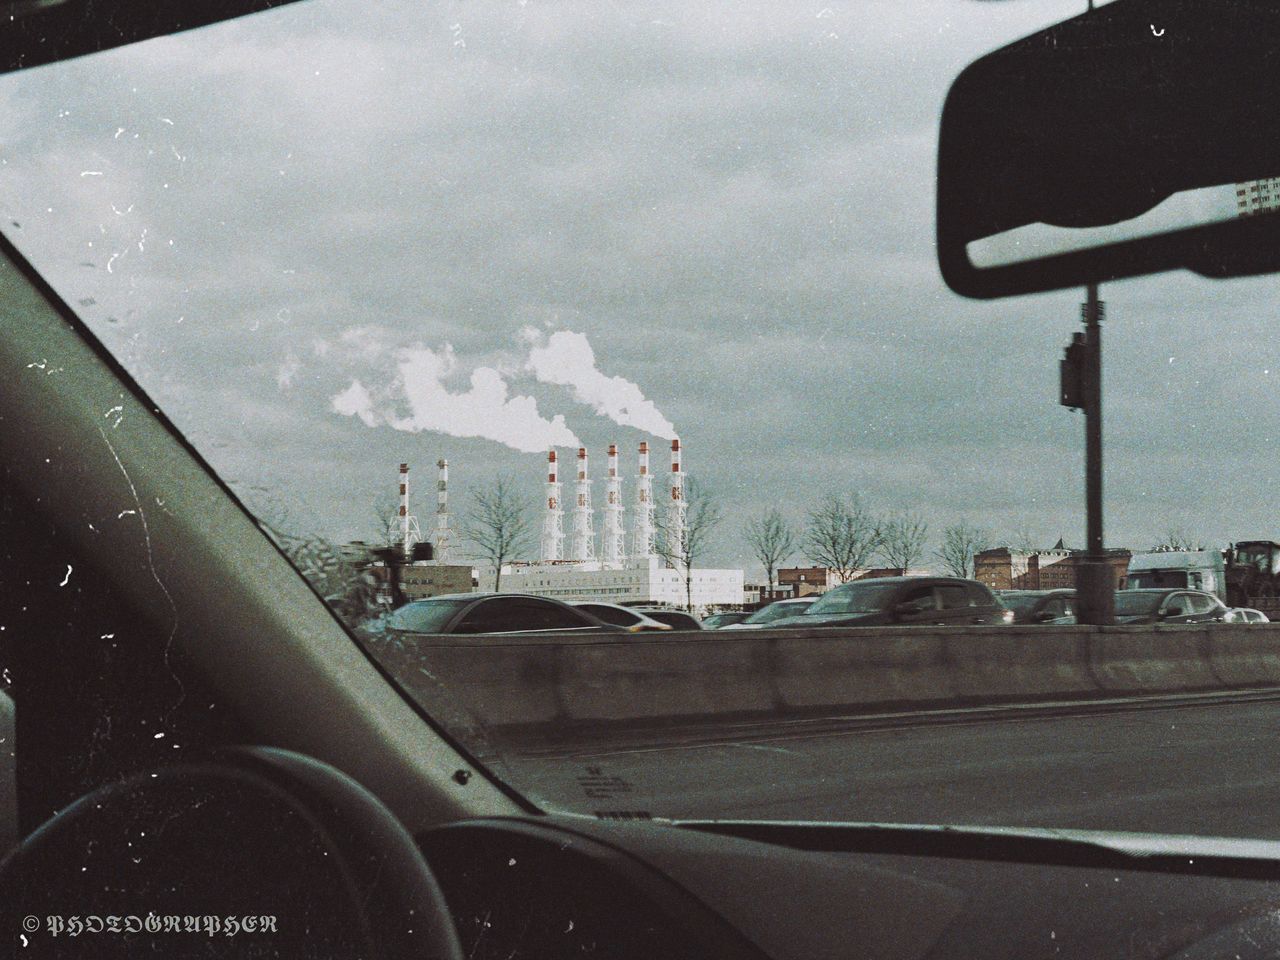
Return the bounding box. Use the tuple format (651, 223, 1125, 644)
(999, 593, 1044, 616)
(805, 582, 899, 616)
(11, 0, 1280, 838)
(387, 599, 469, 633)
(1114, 592, 1164, 616)
(1128, 570, 1188, 589)
(745, 602, 811, 624)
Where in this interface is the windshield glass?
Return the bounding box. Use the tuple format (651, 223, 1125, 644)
(387, 599, 468, 634)
(1128, 570, 1189, 589)
(1114, 592, 1164, 616)
(744, 601, 811, 624)
(998, 593, 1042, 616)
(11, 0, 1280, 838)
(806, 582, 898, 615)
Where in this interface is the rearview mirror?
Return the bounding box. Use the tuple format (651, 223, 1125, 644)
(938, 0, 1280, 299)
(0, 1, 307, 76)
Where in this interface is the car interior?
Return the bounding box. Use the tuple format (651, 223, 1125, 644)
(5, 1, 1280, 959)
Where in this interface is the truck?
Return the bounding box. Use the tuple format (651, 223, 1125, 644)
(1224, 541, 1280, 610)
(1124, 542, 1280, 617)
(1125, 549, 1227, 602)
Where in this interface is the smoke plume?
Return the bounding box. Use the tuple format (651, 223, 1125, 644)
(331, 343, 580, 452)
(522, 328, 677, 439)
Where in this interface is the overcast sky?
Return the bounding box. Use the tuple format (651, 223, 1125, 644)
(3, 0, 1278, 575)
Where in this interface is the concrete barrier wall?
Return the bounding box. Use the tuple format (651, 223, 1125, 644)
(369, 624, 1280, 737)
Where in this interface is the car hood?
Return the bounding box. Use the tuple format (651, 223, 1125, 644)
(1113, 614, 1156, 624)
(790, 612, 886, 627)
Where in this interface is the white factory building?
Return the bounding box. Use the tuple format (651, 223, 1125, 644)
(480, 439, 744, 609)
(479, 555, 744, 609)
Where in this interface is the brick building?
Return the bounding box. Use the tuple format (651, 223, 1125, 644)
(777, 566, 839, 597)
(974, 542, 1130, 592)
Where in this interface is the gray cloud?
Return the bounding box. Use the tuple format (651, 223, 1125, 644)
(2, 0, 1268, 570)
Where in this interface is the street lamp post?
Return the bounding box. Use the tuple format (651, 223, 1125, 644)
(1064, 282, 1114, 624)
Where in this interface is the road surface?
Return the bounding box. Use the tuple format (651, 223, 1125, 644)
(496, 693, 1280, 838)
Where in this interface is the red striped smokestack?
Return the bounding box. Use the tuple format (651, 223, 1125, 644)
(548, 449, 557, 483)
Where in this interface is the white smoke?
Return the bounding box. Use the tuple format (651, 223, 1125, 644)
(330, 343, 580, 453)
(331, 379, 379, 427)
(522, 328, 677, 439)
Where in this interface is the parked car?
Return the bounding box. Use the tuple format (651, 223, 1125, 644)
(701, 611, 751, 629)
(1112, 589, 1229, 625)
(789, 577, 1013, 628)
(998, 589, 1077, 625)
(571, 601, 672, 631)
(719, 597, 816, 629)
(1224, 608, 1272, 624)
(386, 593, 623, 635)
(634, 608, 704, 630)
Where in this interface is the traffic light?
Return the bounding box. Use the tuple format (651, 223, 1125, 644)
(1060, 332, 1086, 410)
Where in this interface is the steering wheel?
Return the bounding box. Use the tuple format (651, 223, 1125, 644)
(0, 746, 464, 959)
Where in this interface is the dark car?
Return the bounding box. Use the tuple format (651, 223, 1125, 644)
(719, 597, 817, 629)
(701, 611, 751, 629)
(386, 593, 622, 636)
(789, 577, 1013, 628)
(634, 608, 704, 630)
(998, 589, 1077, 625)
(1113, 589, 1229, 625)
(571, 602, 672, 632)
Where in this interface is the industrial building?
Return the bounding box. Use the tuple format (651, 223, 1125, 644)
(480, 555, 744, 609)
(377, 442, 743, 609)
(482, 438, 744, 609)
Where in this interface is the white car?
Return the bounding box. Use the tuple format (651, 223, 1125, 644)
(1224, 607, 1272, 624)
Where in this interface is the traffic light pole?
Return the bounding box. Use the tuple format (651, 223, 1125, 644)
(1075, 283, 1114, 624)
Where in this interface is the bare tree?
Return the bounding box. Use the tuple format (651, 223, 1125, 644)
(462, 475, 535, 592)
(879, 511, 929, 572)
(1009, 525, 1039, 554)
(654, 476, 725, 612)
(372, 499, 401, 548)
(804, 492, 882, 583)
(1152, 528, 1198, 551)
(744, 508, 798, 593)
(935, 522, 990, 579)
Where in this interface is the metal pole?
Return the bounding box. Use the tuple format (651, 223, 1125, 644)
(1076, 283, 1114, 624)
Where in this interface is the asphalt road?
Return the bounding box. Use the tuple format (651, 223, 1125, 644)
(498, 695, 1280, 838)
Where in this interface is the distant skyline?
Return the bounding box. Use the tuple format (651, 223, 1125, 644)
(2, 0, 1278, 580)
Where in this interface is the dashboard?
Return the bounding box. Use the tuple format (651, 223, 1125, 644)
(419, 816, 1280, 960)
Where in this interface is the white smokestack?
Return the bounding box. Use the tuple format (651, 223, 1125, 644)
(571, 447, 596, 562)
(601, 442, 625, 568)
(397, 462, 422, 560)
(542, 450, 565, 562)
(434, 458, 452, 562)
(632, 441, 654, 561)
(667, 438, 686, 567)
